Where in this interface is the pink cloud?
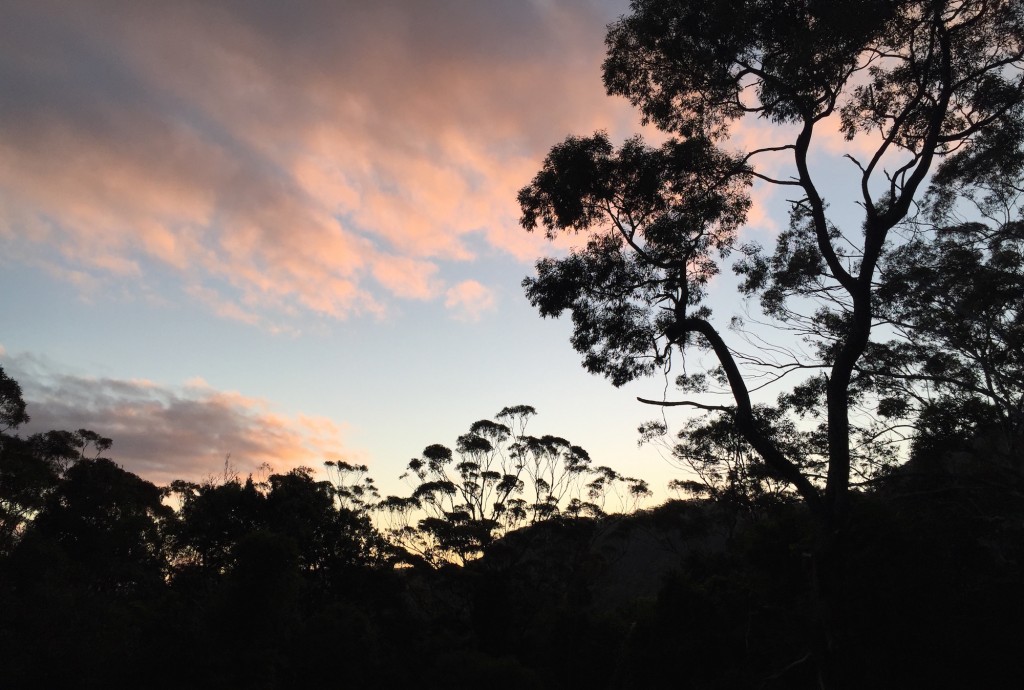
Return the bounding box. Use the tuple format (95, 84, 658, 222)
(371, 256, 443, 301)
(2, 351, 360, 485)
(444, 280, 497, 322)
(0, 0, 641, 326)
(1, 0, 918, 333)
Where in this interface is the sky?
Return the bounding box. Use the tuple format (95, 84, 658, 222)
(0, 0, 870, 502)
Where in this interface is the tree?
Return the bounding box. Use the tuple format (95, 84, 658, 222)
(168, 474, 265, 575)
(264, 466, 392, 574)
(378, 405, 649, 565)
(521, 5, 1024, 682)
(324, 460, 380, 513)
(656, 406, 803, 511)
(870, 210, 1024, 459)
(24, 456, 172, 593)
(0, 365, 29, 437)
(0, 400, 115, 554)
(519, 0, 1024, 531)
(168, 466, 390, 578)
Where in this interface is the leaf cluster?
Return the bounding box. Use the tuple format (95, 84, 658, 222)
(520, 132, 750, 386)
(379, 405, 650, 565)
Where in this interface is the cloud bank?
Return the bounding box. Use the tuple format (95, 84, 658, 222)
(2, 351, 355, 485)
(0, 0, 638, 326)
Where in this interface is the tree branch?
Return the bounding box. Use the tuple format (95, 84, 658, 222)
(637, 397, 733, 412)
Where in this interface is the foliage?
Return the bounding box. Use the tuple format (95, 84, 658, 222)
(0, 367, 1021, 687)
(0, 426, 116, 556)
(520, 133, 750, 386)
(378, 405, 650, 565)
(657, 408, 800, 509)
(324, 460, 380, 512)
(28, 457, 172, 592)
(871, 213, 1024, 447)
(520, 0, 1024, 528)
(0, 365, 29, 435)
(168, 466, 392, 579)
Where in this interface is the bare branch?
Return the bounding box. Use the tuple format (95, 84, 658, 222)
(637, 397, 733, 412)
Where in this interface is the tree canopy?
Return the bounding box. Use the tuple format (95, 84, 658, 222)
(378, 405, 650, 565)
(520, 0, 1024, 527)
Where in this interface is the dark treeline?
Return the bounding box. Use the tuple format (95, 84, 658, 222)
(2, 366, 1023, 688)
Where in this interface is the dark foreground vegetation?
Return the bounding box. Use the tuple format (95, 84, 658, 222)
(2, 368, 1023, 688)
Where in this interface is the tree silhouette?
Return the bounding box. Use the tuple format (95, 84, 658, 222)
(168, 465, 390, 581)
(29, 457, 171, 592)
(0, 435, 59, 555)
(520, 0, 1024, 530)
(0, 362, 1021, 686)
(168, 474, 265, 575)
(1, 419, 118, 557)
(656, 407, 799, 510)
(520, 2, 1023, 683)
(872, 207, 1024, 455)
(379, 405, 649, 565)
(0, 365, 29, 437)
(324, 460, 380, 512)
(0, 366, 42, 553)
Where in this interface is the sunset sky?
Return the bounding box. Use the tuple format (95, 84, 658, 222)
(0, 0, 866, 501)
